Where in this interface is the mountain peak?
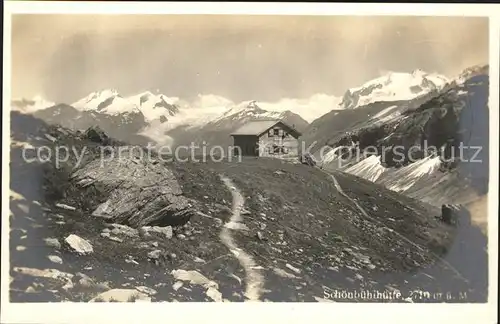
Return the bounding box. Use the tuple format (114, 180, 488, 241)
(247, 100, 259, 109)
(340, 70, 449, 109)
(73, 89, 140, 115)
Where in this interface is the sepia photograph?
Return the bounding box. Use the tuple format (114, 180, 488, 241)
(2, 2, 499, 323)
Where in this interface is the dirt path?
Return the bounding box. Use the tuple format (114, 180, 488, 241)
(219, 175, 264, 301)
(320, 168, 467, 282)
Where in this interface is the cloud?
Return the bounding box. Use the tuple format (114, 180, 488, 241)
(257, 94, 341, 122)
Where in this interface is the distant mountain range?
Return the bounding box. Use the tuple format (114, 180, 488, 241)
(11, 68, 453, 146)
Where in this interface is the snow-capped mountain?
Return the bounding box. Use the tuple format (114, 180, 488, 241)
(306, 65, 489, 206)
(339, 69, 449, 110)
(128, 91, 180, 123)
(72, 89, 141, 115)
(11, 96, 55, 114)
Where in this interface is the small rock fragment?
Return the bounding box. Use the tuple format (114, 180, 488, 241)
(44, 238, 61, 249)
(65, 234, 93, 255)
(56, 203, 76, 211)
(48, 255, 63, 264)
(285, 263, 301, 274)
(148, 250, 162, 260)
(172, 281, 183, 291)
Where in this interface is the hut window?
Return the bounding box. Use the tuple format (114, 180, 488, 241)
(273, 129, 280, 136)
(268, 129, 274, 137)
(273, 145, 284, 154)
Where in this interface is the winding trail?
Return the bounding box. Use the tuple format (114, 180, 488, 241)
(219, 175, 264, 301)
(319, 168, 467, 282)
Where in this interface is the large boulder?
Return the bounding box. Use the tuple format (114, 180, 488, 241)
(71, 147, 193, 227)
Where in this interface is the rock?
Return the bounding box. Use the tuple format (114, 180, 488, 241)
(148, 250, 162, 260)
(48, 255, 63, 264)
(206, 286, 223, 302)
(193, 257, 206, 263)
(177, 234, 186, 240)
(109, 236, 123, 243)
(273, 267, 298, 279)
(76, 273, 96, 288)
(125, 257, 139, 265)
(84, 126, 110, 144)
(172, 281, 183, 291)
(110, 224, 139, 237)
(14, 267, 74, 290)
(142, 226, 173, 239)
(171, 269, 218, 289)
(285, 263, 301, 274)
(102, 228, 111, 233)
(71, 152, 194, 227)
(100, 232, 111, 238)
(65, 234, 93, 255)
(135, 286, 157, 296)
(92, 200, 113, 218)
(16, 246, 26, 251)
(56, 203, 76, 211)
(44, 238, 61, 249)
(25, 286, 37, 293)
(169, 253, 177, 260)
(44, 133, 57, 142)
(89, 289, 150, 302)
(343, 247, 353, 254)
(256, 231, 265, 241)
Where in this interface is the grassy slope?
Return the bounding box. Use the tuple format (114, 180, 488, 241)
(10, 113, 486, 302)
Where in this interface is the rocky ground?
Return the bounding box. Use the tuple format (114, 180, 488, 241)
(9, 112, 488, 303)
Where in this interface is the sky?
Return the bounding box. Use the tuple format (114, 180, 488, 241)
(11, 14, 489, 104)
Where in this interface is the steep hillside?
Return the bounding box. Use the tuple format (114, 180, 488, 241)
(9, 115, 487, 302)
